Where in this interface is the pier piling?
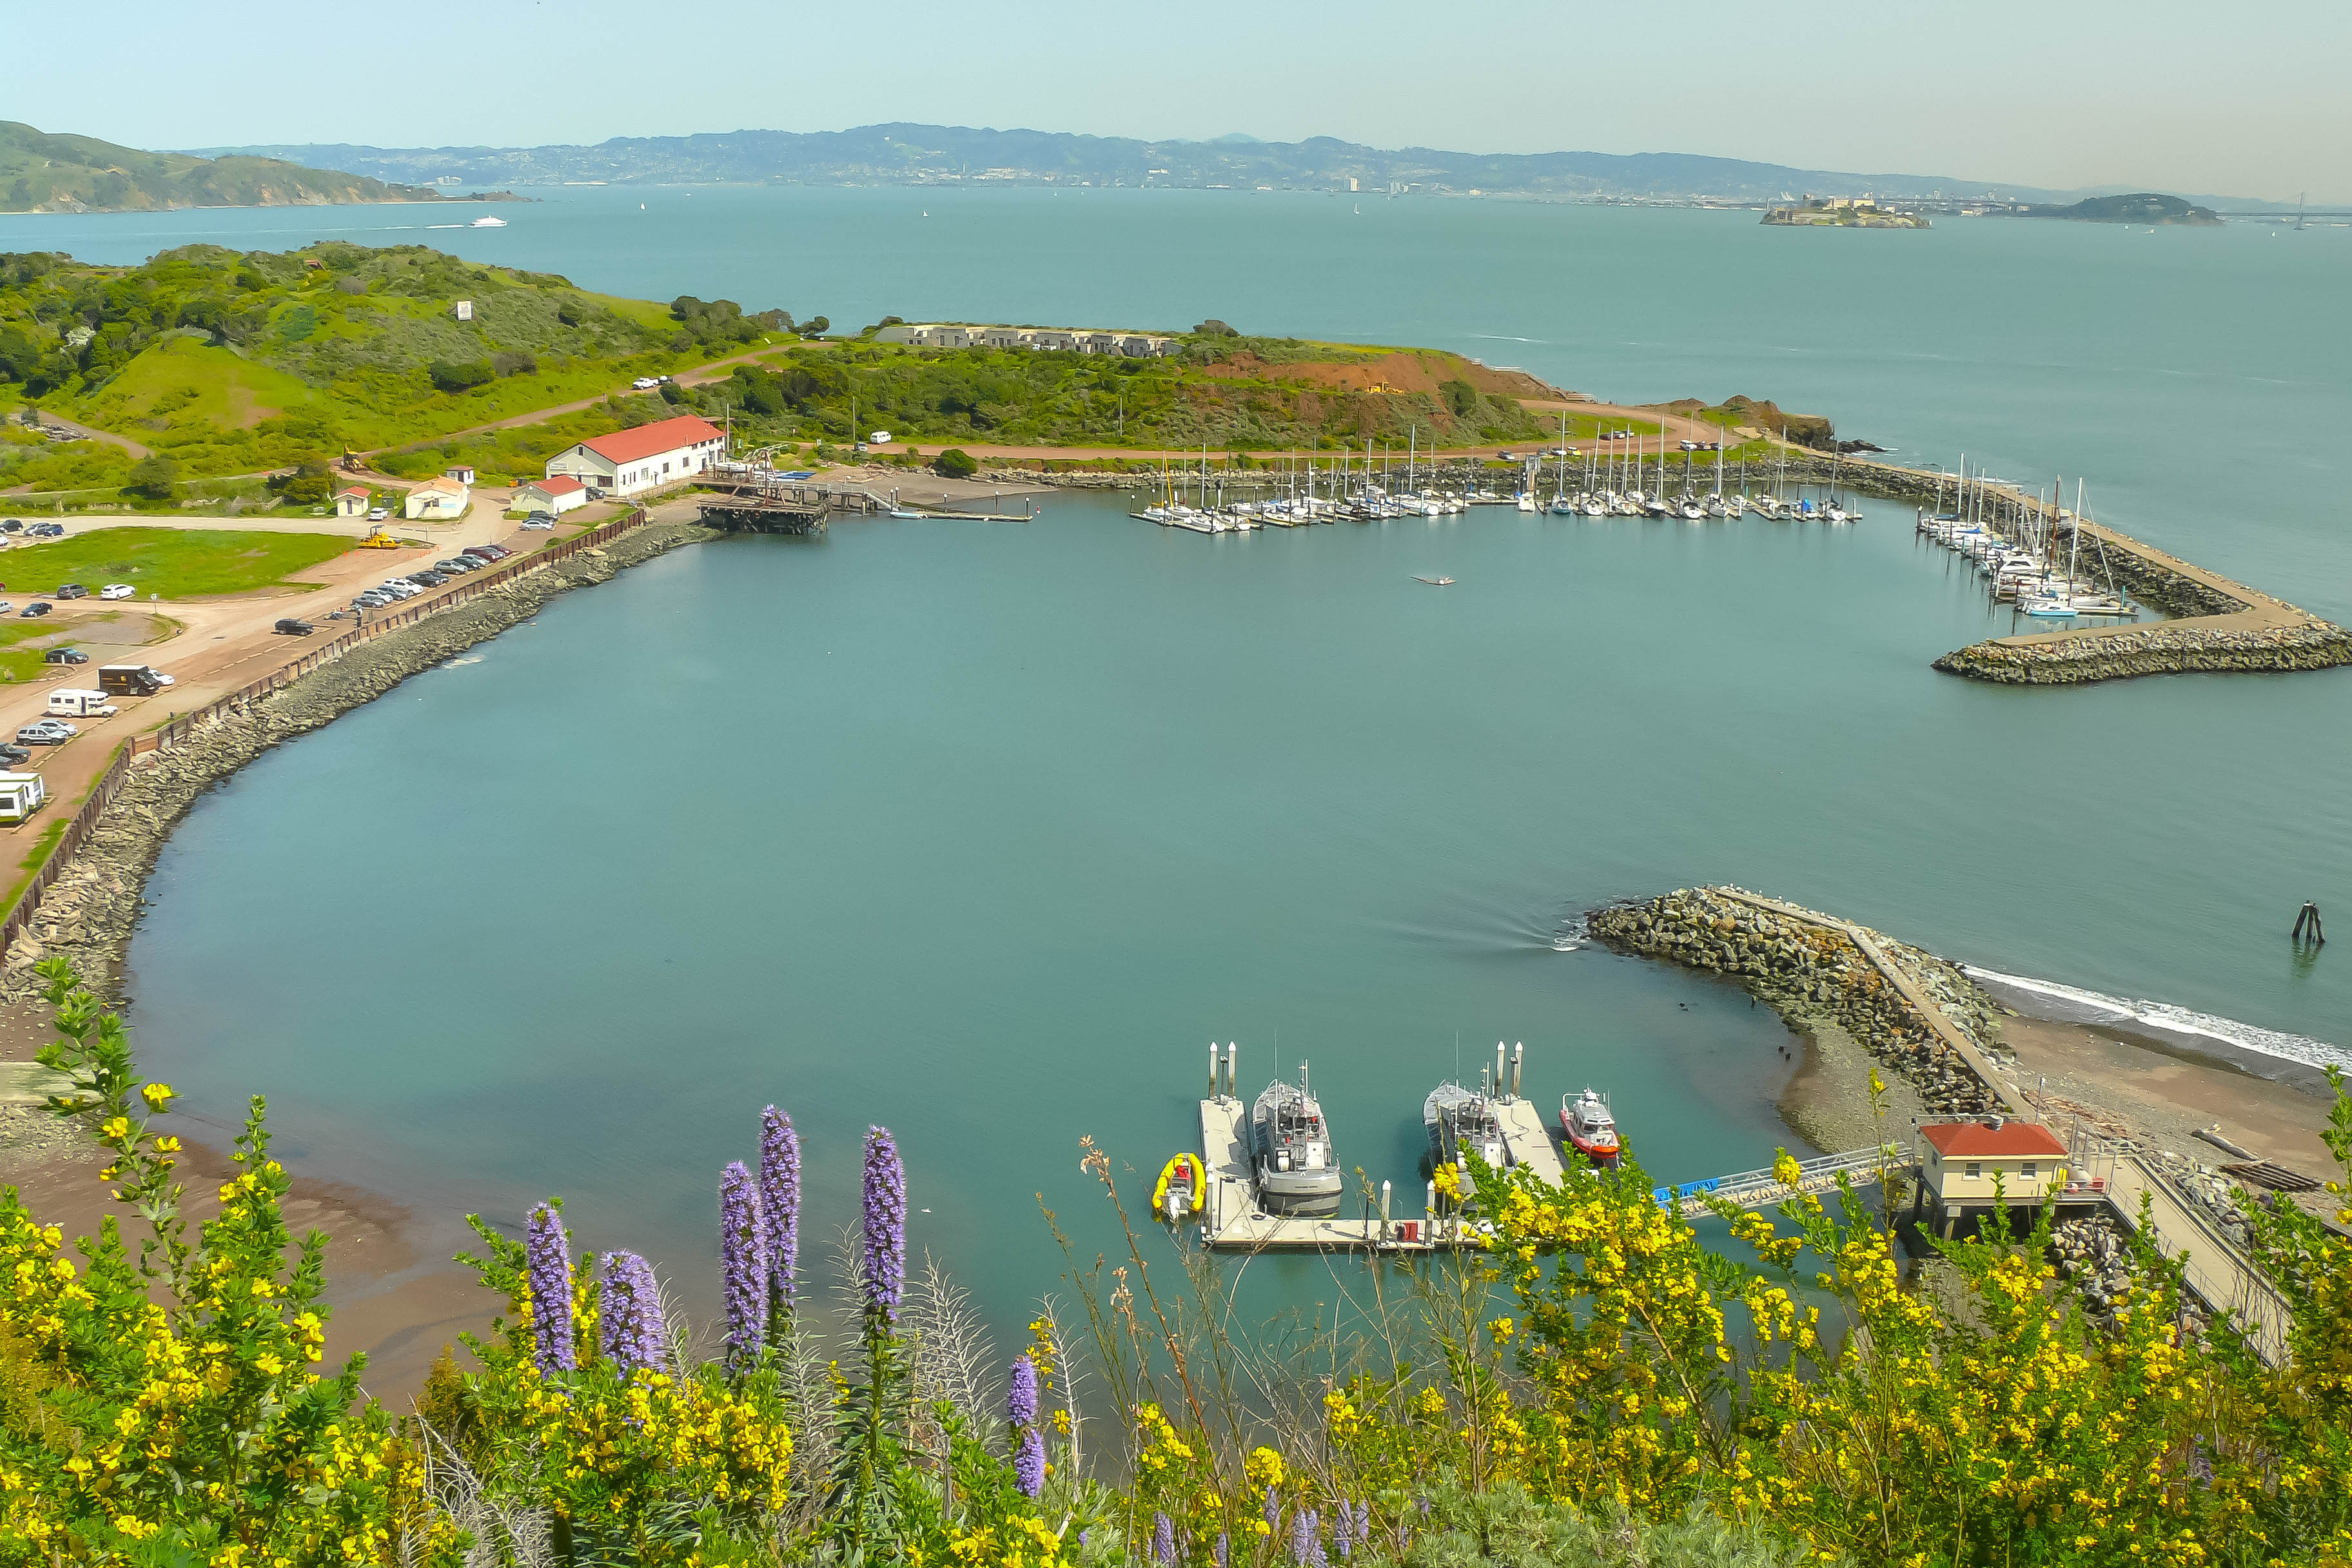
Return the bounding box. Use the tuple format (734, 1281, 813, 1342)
(2293, 902, 2325, 945)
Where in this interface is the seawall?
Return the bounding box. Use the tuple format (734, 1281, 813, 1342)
(1587, 886, 2018, 1123)
(0, 518, 717, 1002)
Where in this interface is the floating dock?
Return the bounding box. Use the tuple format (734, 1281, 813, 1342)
(1193, 1041, 1560, 1253)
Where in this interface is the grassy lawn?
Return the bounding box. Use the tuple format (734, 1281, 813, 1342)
(0, 528, 352, 600)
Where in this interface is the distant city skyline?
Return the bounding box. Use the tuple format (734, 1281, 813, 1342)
(17, 0, 2347, 204)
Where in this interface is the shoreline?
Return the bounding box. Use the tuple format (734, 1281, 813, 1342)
(0, 514, 716, 1001)
(0, 516, 717, 1402)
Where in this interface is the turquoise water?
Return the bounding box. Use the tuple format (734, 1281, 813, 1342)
(9, 190, 2346, 1338)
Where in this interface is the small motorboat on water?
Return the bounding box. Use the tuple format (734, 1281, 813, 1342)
(1252, 1065, 1343, 1217)
(1560, 1087, 1622, 1167)
(1412, 575, 1456, 585)
(1153, 1152, 1203, 1222)
(469, 215, 507, 228)
(1424, 1081, 1511, 1184)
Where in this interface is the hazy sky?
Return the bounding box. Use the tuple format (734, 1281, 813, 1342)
(14, 0, 2345, 201)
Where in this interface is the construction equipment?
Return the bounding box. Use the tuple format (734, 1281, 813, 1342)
(357, 529, 402, 550)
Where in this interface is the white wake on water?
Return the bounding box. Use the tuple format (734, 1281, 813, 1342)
(1961, 965, 2351, 1077)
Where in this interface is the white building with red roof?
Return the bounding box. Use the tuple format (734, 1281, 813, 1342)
(513, 474, 590, 516)
(545, 414, 727, 499)
(331, 485, 371, 520)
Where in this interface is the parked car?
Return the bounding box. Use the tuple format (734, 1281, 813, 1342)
(42, 647, 86, 665)
(273, 618, 315, 636)
(54, 583, 88, 600)
(1496, 450, 1516, 460)
(469, 544, 513, 560)
(520, 517, 555, 530)
(0, 520, 20, 533)
(367, 508, 390, 523)
(411, 571, 449, 587)
(0, 745, 29, 767)
(16, 720, 74, 745)
(435, 558, 477, 573)
(19, 603, 50, 618)
(631, 377, 660, 390)
(377, 582, 419, 599)
(25, 522, 63, 538)
(99, 584, 133, 600)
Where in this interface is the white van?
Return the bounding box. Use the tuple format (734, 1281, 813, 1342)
(45, 689, 117, 719)
(0, 774, 46, 825)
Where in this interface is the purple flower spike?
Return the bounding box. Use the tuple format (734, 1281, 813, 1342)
(1007, 1355, 1039, 1427)
(1215, 1533, 1231, 1568)
(1153, 1511, 1177, 1567)
(525, 1202, 574, 1376)
(758, 1106, 800, 1319)
(1014, 1424, 1046, 1499)
(1263, 1486, 1280, 1531)
(1291, 1506, 1318, 1567)
(719, 1160, 769, 1369)
(598, 1251, 665, 1377)
(861, 1126, 906, 1322)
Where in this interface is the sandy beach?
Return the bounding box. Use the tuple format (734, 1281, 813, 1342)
(1779, 1006, 2346, 1210)
(0, 1104, 489, 1402)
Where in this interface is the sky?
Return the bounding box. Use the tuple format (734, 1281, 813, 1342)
(12, 0, 2347, 202)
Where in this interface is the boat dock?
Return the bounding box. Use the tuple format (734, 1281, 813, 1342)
(1193, 1041, 1562, 1253)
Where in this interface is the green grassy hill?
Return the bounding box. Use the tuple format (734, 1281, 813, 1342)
(2017, 191, 2221, 225)
(0, 122, 447, 214)
(0, 244, 791, 493)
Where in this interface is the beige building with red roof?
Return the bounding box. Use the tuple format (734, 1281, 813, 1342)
(544, 414, 726, 500)
(513, 475, 590, 515)
(1912, 1117, 2097, 1237)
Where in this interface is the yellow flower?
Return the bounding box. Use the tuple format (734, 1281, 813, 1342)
(1245, 1444, 1285, 1489)
(140, 1083, 176, 1111)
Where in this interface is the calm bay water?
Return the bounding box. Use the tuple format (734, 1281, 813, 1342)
(8, 189, 2347, 1339)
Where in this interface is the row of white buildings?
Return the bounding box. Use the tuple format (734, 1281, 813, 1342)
(874, 322, 1179, 357)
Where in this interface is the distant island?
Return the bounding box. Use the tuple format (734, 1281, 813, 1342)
(2013, 192, 2220, 225)
(1761, 197, 1929, 230)
(0, 121, 483, 214)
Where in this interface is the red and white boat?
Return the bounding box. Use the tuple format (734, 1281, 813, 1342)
(1560, 1088, 1621, 1167)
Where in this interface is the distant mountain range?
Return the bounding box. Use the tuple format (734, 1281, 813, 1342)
(0, 121, 453, 214)
(190, 124, 2304, 211)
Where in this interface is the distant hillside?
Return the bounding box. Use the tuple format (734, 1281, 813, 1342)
(0, 121, 448, 213)
(199, 123, 2084, 204)
(2014, 191, 2221, 226)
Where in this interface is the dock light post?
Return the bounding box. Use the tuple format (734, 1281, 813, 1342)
(1511, 1042, 1524, 1100)
(1496, 1041, 1507, 1101)
(1210, 1041, 1220, 1100)
(1380, 1180, 1392, 1246)
(1426, 1181, 1437, 1238)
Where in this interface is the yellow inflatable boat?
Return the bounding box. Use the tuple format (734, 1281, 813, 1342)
(1152, 1152, 1203, 1222)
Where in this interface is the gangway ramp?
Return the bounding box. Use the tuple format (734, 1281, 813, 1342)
(1654, 1144, 1909, 1212)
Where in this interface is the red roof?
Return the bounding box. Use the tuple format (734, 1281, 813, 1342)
(1921, 1122, 2068, 1159)
(527, 475, 585, 496)
(578, 415, 725, 467)
(334, 485, 369, 498)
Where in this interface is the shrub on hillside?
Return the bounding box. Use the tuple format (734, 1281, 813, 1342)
(122, 453, 178, 499)
(934, 447, 977, 478)
(427, 357, 495, 393)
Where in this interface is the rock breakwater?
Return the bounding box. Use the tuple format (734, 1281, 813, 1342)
(0, 520, 716, 1003)
(1934, 618, 2352, 684)
(1587, 887, 2008, 1121)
